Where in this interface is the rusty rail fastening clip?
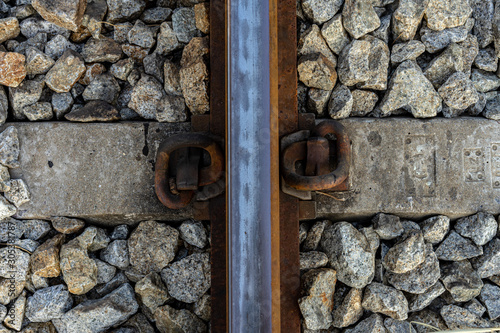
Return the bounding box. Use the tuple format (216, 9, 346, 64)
(281, 120, 351, 191)
(155, 133, 224, 209)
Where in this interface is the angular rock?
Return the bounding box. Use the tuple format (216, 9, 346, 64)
(95, 271, 128, 296)
(81, 37, 122, 63)
(22, 102, 53, 121)
(128, 20, 155, 49)
(76, 226, 109, 252)
(0, 18, 20, 44)
(320, 222, 374, 288)
(9, 78, 45, 120)
(110, 58, 134, 82)
(458, 34, 479, 76)
(128, 75, 165, 120)
(5, 179, 30, 207)
(22, 220, 51, 241)
(298, 268, 336, 330)
(471, 0, 494, 48)
(193, 294, 210, 322)
(392, 0, 428, 41)
(78, 63, 106, 86)
(100, 240, 129, 270)
(45, 49, 85, 93)
(362, 282, 408, 320)
(44, 34, 77, 60)
(423, 42, 463, 88)
(471, 69, 500, 93)
(122, 313, 154, 333)
(51, 92, 73, 119)
(440, 305, 491, 330)
(345, 314, 386, 333)
(163, 59, 182, 96)
(302, 0, 343, 25)
(407, 281, 445, 312)
(172, 7, 199, 44)
(321, 14, 349, 55)
(383, 230, 425, 274)
(30, 233, 65, 278)
(59, 238, 98, 295)
(4, 292, 25, 331)
(161, 252, 210, 304)
(420, 215, 449, 244)
(342, 0, 380, 39)
(373, 213, 403, 240)
(337, 37, 389, 90)
(0, 247, 29, 281)
(299, 251, 329, 271)
(484, 93, 500, 120)
(386, 244, 440, 294)
(378, 60, 442, 118)
(420, 21, 470, 53)
(135, 272, 169, 316)
(155, 22, 181, 55)
(65, 100, 120, 122)
(475, 48, 498, 72)
(479, 284, 500, 320)
(372, 15, 391, 43)
(435, 230, 483, 261)
(179, 61, 209, 114)
(440, 260, 483, 302)
(82, 74, 120, 104)
(471, 238, 500, 278)
(144, 53, 165, 83)
(360, 227, 380, 254)
(94, 258, 116, 284)
(106, 0, 146, 23)
(298, 24, 336, 65)
(328, 84, 352, 119)
(307, 88, 331, 115)
(194, 3, 209, 34)
(32, 0, 86, 31)
(298, 53, 337, 91)
(26, 285, 72, 322)
(178, 220, 208, 249)
(128, 220, 179, 275)
(425, 0, 472, 31)
(455, 212, 497, 246)
(0, 52, 26, 87)
(0, 88, 6, 127)
(19, 17, 70, 39)
(0, 197, 15, 219)
(25, 47, 54, 75)
(332, 287, 362, 328)
(438, 72, 479, 110)
(464, 298, 486, 317)
(52, 283, 139, 333)
(154, 305, 206, 333)
(303, 220, 328, 252)
(51, 216, 84, 234)
(391, 40, 425, 63)
(110, 225, 128, 240)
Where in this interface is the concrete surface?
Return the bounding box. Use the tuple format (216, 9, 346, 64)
(2, 122, 194, 225)
(315, 117, 500, 220)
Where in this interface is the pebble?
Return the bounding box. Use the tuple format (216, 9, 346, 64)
(372, 14, 391, 43)
(25, 284, 72, 322)
(45, 49, 86, 93)
(77, 226, 110, 252)
(161, 252, 210, 304)
(22, 102, 52, 121)
(438, 71, 479, 110)
(320, 222, 374, 288)
(128, 220, 179, 275)
(154, 305, 206, 333)
(178, 220, 208, 249)
(409, 309, 448, 333)
(110, 58, 134, 81)
(82, 74, 120, 103)
(128, 20, 155, 49)
(141, 7, 171, 25)
(53, 283, 139, 333)
(0, 88, 6, 126)
(143, 53, 165, 83)
(4, 179, 30, 207)
(332, 287, 363, 328)
(0, 17, 20, 43)
(342, 0, 380, 39)
(420, 215, 450, 244)
(459, 34, 479, 75)
(106, 0, 146, 24)
(435, 230, 483, 261)
(303, 220, 328, 251)
(59, 238, 98, 295)
(19, 17, 69, 39)
(298, 53, 337, 90)
(301, 0, 342, 25)
(345, 313, 386, 333)
(464, 298, 486, 317)
(0, 279, 24, 305)
(113, 22, 133, 44)
(65, 100, 120, 122)
(95, 271, 128, 296)
(383, 230, 425, 274)
(471, 238, 500, 278)
(51, 92, 73, 119)
(81, 36, 122, 63)
(30, 233, 65, 278)
(440, 260, 483, 302)
(328, 84, 352, 119)
(9, 78, 45, 120)
(22, 220, 51, 241)
(298, 268, 336, 330)
(484, 92, 500, 120)
(0, 196, 15, 219)
(299, 251, 329, 270)
(362, 282, 408, 320)
(25, 47, 54, 75)
(440, 304, 492, 330)
(407, 281, 446, 312)
(360, 226, 380, 254)
(100, 240, 130, 270)
(455, 212, 498, 246)
(32, 0, 86, 32)
(0, 218, 24, 242)
(172, 7, 199, 44)
(425, 0, 472, 31)
(128, 75, 165, 120)
(0, 51, 26, 87)
(392, 0, 427, 41)
(373, 213, 403, 240)
(135, 272, 170, 317)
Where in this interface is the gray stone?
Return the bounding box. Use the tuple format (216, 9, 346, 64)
(172, 7, 199, 44)
(409, 310, 448, 333)
(328, 84, 352, 119)
(25, 47, 54, 75)
(52, 283, 139, 333)
(383, 230, 425, 274)
(475, 48, 498, 72)
(303, 220, 328, 252)
(122, 313, 155, 333)
(19, 17, 69, 39)
(163, 59, 182, 96)
(298, 24, 337, 65)
(301, 0, 343, 25)
(94, 258, 116, 284)
(435, 230, 483, 261)
(100, 240, 129, 270)
(25, 285, 72, 322)
(81, 37, 122, 63)
(464, 298, 486, 317)
(373, 213, 403, 240)
(471, 0, 494, 48)
(360, 227, 380, 254)
(4, 292, 25, 331)
(128, 20, 155, 49)
(420, 215, 449, 244)
(12, 5, 36, 21)
(320, 222, 374, 288)
(420, 21, 470, 53)
(471, 238, 500, 278)
(4, 179, 29, 209)
(0, 219, 25, 242)
(372, 15, 391, 43)
(77, 226, 110, 252)
(60, 238, 98, 295)
(161, 252, 210, 303)
(425, 0, 472, 31)
(338, 37, 389, 90)
(45, 49, 85, 93)
(0, 88, 6, 127)
(128, 75, 165, 120)
(307, 88, 331, 115)
(154, 305, 206, 333)
(22, 220, 51, 241)
(391, 41, 425, 63)
(193, 294, 210, 322)
(362, 282, 408, 320)
(143, 53, 165, 83)
(0, 246, 29, 281)
(298, 53, 337, 90)
(0, 279, 24, 306)
(0, 197, 15, 219)
(9, 78, 45, 120)
(471, 69, 500, 92)
(110, 225, 128, 240)
(129, 220, 179, 275)
(345, 313, 386, 333)
(386, 244, 440, 294)
(332, 287, 363, 328)
(299, 223, 308, 244)
(0, 166, 9, 193)
(384, 318, 416, 333)
(458, 34, 479, 76)
(141, 7, 171, 24)
(65, 100, 120, 122)
(44, 35, 76, 60)
(440, 260, 483, 302)
(113, 22, 133, 44)
(110, 58, 134, 81)
(179, 220, 207, 249)
(438, 72, 479, 110)
(299, 251, 329, 271)
(51, 216, 84, 234)
(392, 0, 428, 41)
(440, 305, 491, 330)
(14, 238, 39, 253)
(401, 220, 421, 233)
(298, 268, 336, 330)
(379, 60, 442, 117)
(22, 102, 53, 121)
(455, 212, 498, 246)
(106, 0, 146, 23)
(179, 60, 209, 115)
(407, 281, 445, 312)
(484, 92, 500, 120)
(82, 74, 120, 104)
(423, 43, 464, 88)
(95, 271, 129, 296)
(321, 14, 350, 55)
(135, 272, 169, 317)
(155, 22, 181, 56)
(51, 92, 73, 119)
(479, 284, 500, 320)
(342, 0, 380, 39)
(156, 95, 187, 123)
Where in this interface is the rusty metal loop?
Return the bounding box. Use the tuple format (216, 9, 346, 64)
(281, 120, 351, 191)
(155, 133, 224, 209)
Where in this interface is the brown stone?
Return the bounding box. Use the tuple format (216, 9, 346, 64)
(51, 216, 85, 234)
(31, 234, 65, 278)
(0, 52, 26, 87)
(78, 63, 106, 85)
(59, 238, 98, 295)
(180, 37, 209, 68)
(194, 3, 210, 34)
(122, 44, 149, 63)
(32, 0, 87, 32)
(45, 49, 86, 93)
(179, 61, 209, 114)
(65, 100, 120, 122)
(0, 18, 20, 44)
